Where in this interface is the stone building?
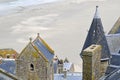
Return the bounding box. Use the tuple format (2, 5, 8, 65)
(0, 48, 18, 59)
(81, 6, 110, 76)
(0, 5, 120, 80)
(81, 6, 120, 80)
(16, 33, 54, 80)
(53, 57, 74, 74)
(82, 45, 101, 80)
(53, 56, 81, 80)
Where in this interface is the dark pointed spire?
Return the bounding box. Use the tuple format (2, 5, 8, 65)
(94, 6, 100, 19)
(81, 6, 110, 60)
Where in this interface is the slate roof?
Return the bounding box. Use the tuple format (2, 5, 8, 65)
(104, 28, 120, 80)
(108, 17, 120, 34)
(54, 73, 82, 80)
(81, 6, 110, 59)
(105, 65, 117, 75)
(0, 59, 16, 75)
(33, 34, 54, 62)
(0, 68, 17, 80)
(104, 68, 120, 80)
(105, 34, 120, 75)
(106, 54, 120, 75)
(106, 34, 120, 54)
(103, 32, 120, 80)
(110, 54, 120, 66)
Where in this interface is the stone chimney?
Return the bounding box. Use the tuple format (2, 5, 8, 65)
(82, 44, 101, 80)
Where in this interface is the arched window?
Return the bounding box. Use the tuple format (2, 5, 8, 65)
(30, 64, 34, 71)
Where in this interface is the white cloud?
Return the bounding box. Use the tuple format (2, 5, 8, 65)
(11, 14, 59, 34)
(10, 14, 59, 44)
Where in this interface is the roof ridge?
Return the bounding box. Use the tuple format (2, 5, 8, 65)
(35, 35, 54, 54)
(31, 43, 48, 62)
(108, 17, 120, 34)
(17, 42, 31, 59)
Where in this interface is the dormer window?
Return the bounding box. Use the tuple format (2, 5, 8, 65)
(30, 64, 34, 71)
(6, 54, 10, 58)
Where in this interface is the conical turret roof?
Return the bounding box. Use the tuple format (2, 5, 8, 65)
(81, 6, 110, 59)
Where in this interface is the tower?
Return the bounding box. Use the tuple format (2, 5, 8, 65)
(81, 6, 110, 76)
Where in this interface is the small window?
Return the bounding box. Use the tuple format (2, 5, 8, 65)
(30, 64, 34, 71)
(6, 54, 10, 58)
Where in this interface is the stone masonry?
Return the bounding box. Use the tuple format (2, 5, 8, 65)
(82, 45, 101, 80)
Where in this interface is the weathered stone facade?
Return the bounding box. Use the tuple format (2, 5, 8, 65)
(57, 64, 63, 74)
(16, 37, 54, 80)
(82, 45, 101, 80)
(100, 61, 109, 76)
(16, 43, 46, 80)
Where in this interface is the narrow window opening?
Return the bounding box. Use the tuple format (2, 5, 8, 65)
(30, 64, 34, 71)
